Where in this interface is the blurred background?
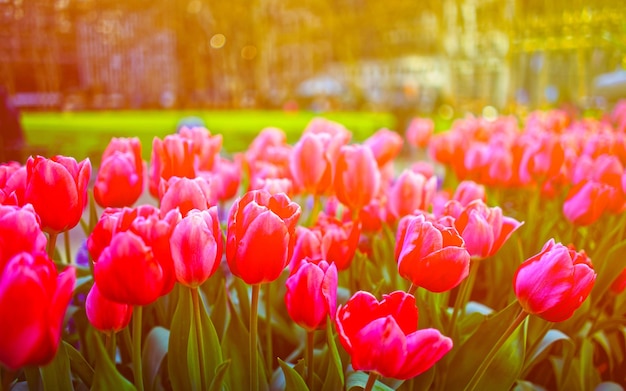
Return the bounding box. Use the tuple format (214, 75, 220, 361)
(1, 0, 626, 158)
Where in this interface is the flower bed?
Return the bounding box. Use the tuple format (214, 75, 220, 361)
(1, 106, 626, 390)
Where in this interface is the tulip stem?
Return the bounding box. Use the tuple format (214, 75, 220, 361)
(464, 307, 528, 391)
(132, 306, 144, 391)
(447, 259, 479, 337)
(307, 195, 321, 226)
(364, 372, 378, 391)
(64, 230, 71, 265)
(306, 330, 315, 391)
(106, 332, 117, 362)
(47, 232, 58, 260)
(250, 284, 261, 391)
(1, 368, 16, 391)
(265, 283, 273, 376)
(191, 288, 207, 391)
(407, 283, 417, 295)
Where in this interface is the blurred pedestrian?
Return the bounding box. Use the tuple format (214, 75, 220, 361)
(0, 86, 25, 163)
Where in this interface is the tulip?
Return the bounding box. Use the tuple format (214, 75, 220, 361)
(513, 239, 596, 322)
(212, 156, 242, 202)
(562, 180, 611, 226)
(0, 204, 47, 271)
(452, 180, 486, 206)
(24, 155, 91, 233)
(387, 170, 437, 220)
(149, 134, 195, 197)
(94, 230, 165, 306)
(94, 137, 144, 208)
(518, 133, 564, 185)
(285, 259, 337, 331)
(170, 208, 223, 288)
(406, 118, 434, 148)
(334, 145, 381, 215)
(86, 282, 133, 333)
(610, 267, 626, 295)
(335, 290, 452, 380)
(317, 214, 361, 271)
(364, 128, 404, 167)
(289, 226, 323, 273)
(451, 200, 523, 260)
(303, 117, 351, 161)
(159, 176, 215, 217)
(395, 214, 470, 292)
(226, 190, 301, 285)
(0, 252, 75, 370)
(0, 162, 26, 206)
(290, 132, 334, 195)
(178, 126, 223, 171)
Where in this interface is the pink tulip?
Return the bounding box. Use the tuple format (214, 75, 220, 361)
(86, 282, 133, 333)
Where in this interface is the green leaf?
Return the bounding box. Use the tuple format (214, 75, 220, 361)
(526, 329, 571, 368)
(142, 326, 169, 391)
(40, 340, 74, 391)
(592, 239, 626, 306)
(445, 302, 526, 390)
(63, 341, 94, 388)
(322, 318, 345, 391)
(345, 371, 394, 391)
(209, 360, 231, 391)
(594, 382, 625, 391)
(513, 380, 546, 391)
(277, 359, 309, 391)
(197, 291, 224, 383)
(91, 332, 136, 391)
(579, 338, 601, 391)
(168, 286, 195, 391)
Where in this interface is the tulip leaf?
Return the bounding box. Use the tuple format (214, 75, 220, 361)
(142, 326, 169, 391)
(322, 318, 345, 391)
(222, 293, 269, 391)
(208, 359, 231, 391)
(40, 341, 74, 391)
(63, 341, 94, 388)
(91, 332, 136, 391)
(592, 239, 626, 306)
(595, 382, 625, 391)
(513, 380, 545, 390)
(197, 290, 224, 382)
(445, 301, 526, 389)
(345, 371, 394, 391)
(278, 358, 309, 391)
(168, 286, 195, 391)
(525, 329, 571, 370)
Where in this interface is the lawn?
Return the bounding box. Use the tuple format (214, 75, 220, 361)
(21, 110, 397, 163)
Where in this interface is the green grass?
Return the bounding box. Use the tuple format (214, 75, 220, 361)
(21, 110, 395, 163)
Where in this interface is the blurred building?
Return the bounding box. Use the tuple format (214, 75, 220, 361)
(0, 0, 625, 112)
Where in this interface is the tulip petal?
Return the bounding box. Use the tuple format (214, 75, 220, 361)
(394, 328, 453, 379)
(350, 316, 407, 378)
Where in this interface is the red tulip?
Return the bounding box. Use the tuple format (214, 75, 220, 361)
(159, 176, 215, 217)
(0, 162, 26, 206)
(364, 128, 403, 167)
(178, 126, 223, 171)
(317, 214, 361, 271)
(290, 132, 334, 195)
(406, 118, 434, 148)
(334, 145, 381, 214)
(387, 170, 437, 220)
(395, 214, 470, 292)
(25, 155, 91, 233)
(335, 290, 452, 380)
(250, 177, 294, 196)
(0, 204, 47, 271)
(513, 239, 596, 322)
(0, 252, 75, 370)
(289, 226, 323, 273)
(212, 156, 242, 202)
(88, 205, 181, 297)
(94, 230, 165, 306)
(610, 267, 626, 295)
(452, 180, 486, 206)
(562, 180, 611, 226)
(226, 190, 301, 285)
(519, 133, 564, 185)
(170, 208, 223, 288)
(149, 134, 195, 197)
(86, 282, 133, 333)
(285, 259, 337, 331)
(450, 199, 523, 260)
(94, 137, 144, 208)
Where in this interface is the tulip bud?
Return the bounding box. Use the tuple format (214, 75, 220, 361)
(285, 259, 337, 331)
(513, 239, 596, 322)
(0, 252, 75, 370)
(86, 282, 133, 333)
(25, 155, 91, 233)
